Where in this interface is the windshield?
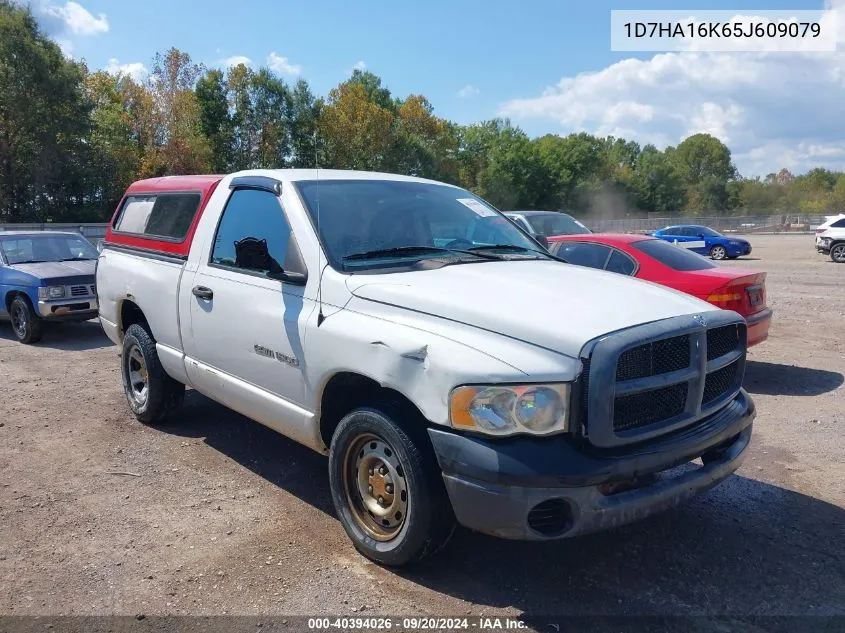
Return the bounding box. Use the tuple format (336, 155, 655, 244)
(296, 180, 547, 271)
(0, 234, 98, 265)
(632, 238, 717, 271)
(524, 213, 590, 236)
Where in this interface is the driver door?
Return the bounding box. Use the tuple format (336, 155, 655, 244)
(185, 187, 310, 436)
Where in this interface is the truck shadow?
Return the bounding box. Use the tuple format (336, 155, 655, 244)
(162, 390, 845, 618)
(395, 475, 845, 618)
(744, 360, 843, 396)
(0, 319, 113, 351)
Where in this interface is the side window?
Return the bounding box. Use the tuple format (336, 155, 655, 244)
(115, 193, 201, 240)
(663, 226, 679, 236)
(831, 218, 845, 228)
(211, 189, 290, 277)
(557, 242, 611, 269)
(605, 250, 636, 275)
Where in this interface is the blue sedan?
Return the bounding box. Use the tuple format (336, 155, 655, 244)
(0, 231, 99, 343)
(651, 225, 752, 260)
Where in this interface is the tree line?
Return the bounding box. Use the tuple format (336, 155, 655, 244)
(1, 0, 844, 223)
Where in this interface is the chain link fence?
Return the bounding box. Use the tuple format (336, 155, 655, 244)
(586, 214, 829, 234)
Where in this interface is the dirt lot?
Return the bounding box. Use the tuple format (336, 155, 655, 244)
(0, 235, 843, 625)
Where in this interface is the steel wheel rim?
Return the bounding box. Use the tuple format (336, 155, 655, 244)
(11, 303, 27, 337)
(712, 246, 726, 260)
(126, 345, 149, 406)
(342, 433, 409, 541)
(832, 245, 845, 262)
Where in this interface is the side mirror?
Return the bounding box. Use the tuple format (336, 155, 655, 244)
(535, 234, 550, 250)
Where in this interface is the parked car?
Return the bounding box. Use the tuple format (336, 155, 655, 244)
(97, 170, 755, 566)
(652, 225, 751, 260)
(815, 214, 845, 262)
(0, 231, 99, 343)
(548, 234, 772, 347)
(504, 210, 591, 238)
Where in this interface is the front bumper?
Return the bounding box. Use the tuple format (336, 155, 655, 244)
(429, 389, 754, 540)
(727, 243, 751, 257)
(37, 296, 98, 321)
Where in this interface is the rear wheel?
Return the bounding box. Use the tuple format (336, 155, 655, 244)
(121, 323, 184, 424)
(10, 296, 43, 344)
(710, 245, 727, 260)
(831, 243, 845, 263)
(328, 406, 455, 567)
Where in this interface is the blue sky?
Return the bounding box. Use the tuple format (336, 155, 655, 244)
(20, 0, 845, 177)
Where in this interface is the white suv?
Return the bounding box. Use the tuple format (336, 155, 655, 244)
(816, 214, 845, 263)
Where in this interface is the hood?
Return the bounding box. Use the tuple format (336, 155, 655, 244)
(347, 260, 718, 357)
(9, 260, 96, 285)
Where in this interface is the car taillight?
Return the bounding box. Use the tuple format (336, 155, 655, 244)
(706, 289, 744, 311)
(816, 228, 826, 233)
(707, 273, 767, 314)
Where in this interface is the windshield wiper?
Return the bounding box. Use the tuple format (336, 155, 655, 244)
(59, 257, 95, 261)
(11, 259, 49, 264)
(343, 246, 502, 262)
(468, 244, 549, 257)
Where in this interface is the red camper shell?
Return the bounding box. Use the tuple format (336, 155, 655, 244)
(104, 175, 224, 258)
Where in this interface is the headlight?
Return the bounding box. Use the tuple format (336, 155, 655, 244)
(449, 383, 570, 436)
(37, 286, 66, 299)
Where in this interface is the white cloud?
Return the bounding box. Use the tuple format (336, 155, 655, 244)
(457, 84, 480, 98)
(502, 2, 845, 176)
(349, 60, 367, 74)
(267, 52, 302, 75)
(56, 39, 74, 58)
(105, 58, 149, 82)
(42, 1, 108, 35)
(223, 55, 252, 68)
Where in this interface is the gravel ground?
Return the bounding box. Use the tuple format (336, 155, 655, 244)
(0, 235, 842, 626)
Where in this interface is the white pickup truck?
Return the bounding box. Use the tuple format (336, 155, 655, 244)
(96, 170, 755, 566)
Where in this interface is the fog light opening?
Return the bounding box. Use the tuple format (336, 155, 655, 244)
(526, 498, 573, 537)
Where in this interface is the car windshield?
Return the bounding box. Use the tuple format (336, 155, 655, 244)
(0, 234, 98, 265)
(525, 213, 591, 236)
(296, 179, 548, 271)
(632, 239, 717, 271)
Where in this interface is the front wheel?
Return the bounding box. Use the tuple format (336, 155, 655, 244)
(121, 323, 185, 424)
(831, 243, 845, 263)
(10, 296, 43, 344)
(328, 407, 455, 566)
(710, 245, 727, 260)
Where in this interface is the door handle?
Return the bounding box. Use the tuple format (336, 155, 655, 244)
(192, 286, 214, 300)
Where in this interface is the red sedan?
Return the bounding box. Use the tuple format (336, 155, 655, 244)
(547, 234, 772, 346)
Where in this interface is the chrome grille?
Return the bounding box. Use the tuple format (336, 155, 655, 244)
(580, 312, 747, 447)
(67, 284, 95, 297)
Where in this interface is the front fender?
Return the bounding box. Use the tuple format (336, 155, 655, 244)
(304, 301, 580, 429)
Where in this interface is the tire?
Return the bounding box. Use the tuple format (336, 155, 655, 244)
(328, 406, 455, 567)
(10, 295, 43, 344)
(831, 243, 845, 263)
(710, 245, 727, 260)
(121, 323, 185, 424)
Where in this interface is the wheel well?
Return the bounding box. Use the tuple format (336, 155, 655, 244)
(5, 290, 31, 312)
(120, 300, 149, 338)
(318, 372, 428, 448)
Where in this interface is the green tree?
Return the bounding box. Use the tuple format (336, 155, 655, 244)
(141, 47, 211, 176)
(319, 82, 394, 170)
(196, 69, 233, 172)
(0, 0, 92, 220)
(289, 79, 321, 168)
